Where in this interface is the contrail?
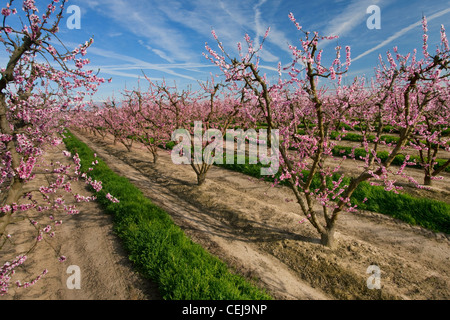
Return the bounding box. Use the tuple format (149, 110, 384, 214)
(352, 7, 450, 62)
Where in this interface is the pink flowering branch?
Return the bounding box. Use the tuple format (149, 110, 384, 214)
(0, 0, 119, 296)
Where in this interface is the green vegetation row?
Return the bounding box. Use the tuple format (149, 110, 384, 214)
(255, 122, 400, 134)
(329, 131, 399, 144)
(297, 129, 450, 149)
(331, 145, 450, 173)
(296, 122, 450, 136)
(219, 155, 450, 234)
(240, 127, 449, 170)
(63, 130, 271, 300)
(161, 140, 450, 233)
(116, 128, 450, 168)
(294, 128, 450, 172)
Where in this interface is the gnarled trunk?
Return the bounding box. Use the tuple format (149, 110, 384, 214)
(320, 226, 337, 248)
(152, 150, 158, 164)
(424, 174, 432, 186)
(197, 172, 207, 186)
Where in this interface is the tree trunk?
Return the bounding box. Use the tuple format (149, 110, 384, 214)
(320, 227, 337, 248)
(197, 172, 207, 186)
(424, 174, 432, 186)
(152, 151, 158, 164)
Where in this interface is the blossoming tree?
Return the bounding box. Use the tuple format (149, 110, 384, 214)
(205, 13, 449, 248)
(0, 0, 114, 295)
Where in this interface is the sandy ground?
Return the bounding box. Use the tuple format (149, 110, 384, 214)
(2, 129, 449, 300)
(1, 144, 160, 300)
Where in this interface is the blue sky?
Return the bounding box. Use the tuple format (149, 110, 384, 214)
(37, 0, 450, 100)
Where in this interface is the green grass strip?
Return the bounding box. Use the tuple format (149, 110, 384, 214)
(350, 181, 450, 233)
(331, 146, 450, 173)
(297, 129, 449, 150)
(162, 140, 450, 233)
(219, 155, 450, 234)
(62, 130, 271, 300)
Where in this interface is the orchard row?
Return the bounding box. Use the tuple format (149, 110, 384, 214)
(73, 14, 449, 247)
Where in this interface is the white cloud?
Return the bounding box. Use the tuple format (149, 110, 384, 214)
(151, 49, 176, 64)
(352, 7, 450, 62)
(108, 32, 124, 38)
(96, 68, 163, 80)
(78, 0, 198, 63)
(75, 0, 294, 67)
(156, 0, 288, 63)
(138, 40, 175, 63)
(322, 1, 368, 37)
(319, 0, 384, 47)
(58, 40, 208, 81)
(265, 26, 294, 58)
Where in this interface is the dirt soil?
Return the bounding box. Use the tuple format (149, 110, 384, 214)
(1, 143, 160, 300)
(2, 129, 449, 300)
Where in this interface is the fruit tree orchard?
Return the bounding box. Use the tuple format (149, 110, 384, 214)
(203, 13, 449, 247)
(71, 13, 449, 248)
(1, 0, 449, 295)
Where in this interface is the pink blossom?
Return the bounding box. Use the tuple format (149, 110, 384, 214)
(106, 193, 120, 203)
(1, 8, 11, 16)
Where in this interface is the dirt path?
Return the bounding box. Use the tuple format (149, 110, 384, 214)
(1, 144, 160, 300)
(71, 130, 450, 300)
(72, 131, 330, 300)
